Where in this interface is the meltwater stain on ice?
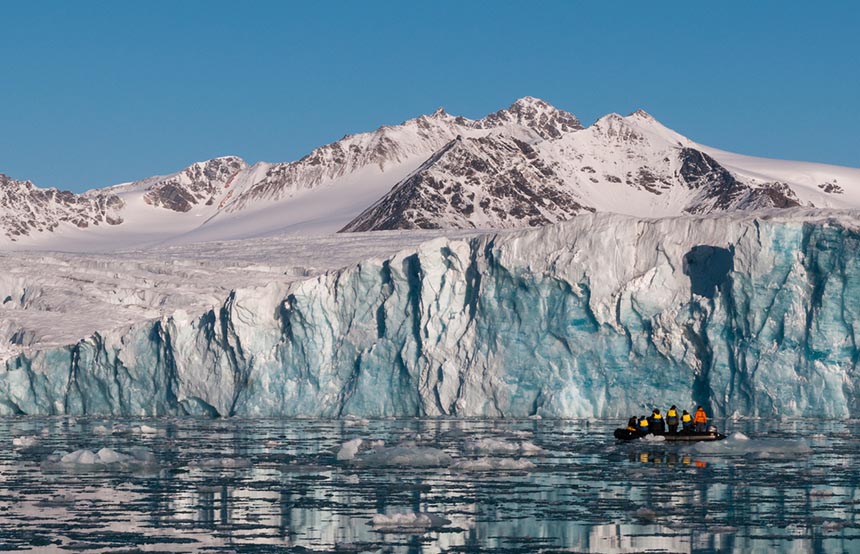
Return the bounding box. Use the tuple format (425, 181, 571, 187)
(683, 244, 734, 298)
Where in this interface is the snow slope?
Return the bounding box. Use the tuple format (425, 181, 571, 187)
(5, 210, 860, 418)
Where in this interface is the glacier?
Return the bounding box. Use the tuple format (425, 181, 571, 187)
(3, 210, 860, 418)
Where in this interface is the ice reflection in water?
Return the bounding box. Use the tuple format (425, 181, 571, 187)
(1, 417, 860, 553)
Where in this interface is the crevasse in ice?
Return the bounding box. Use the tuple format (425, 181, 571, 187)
(3, 212, 860, 418)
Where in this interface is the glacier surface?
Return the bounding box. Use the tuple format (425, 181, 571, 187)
(4, 210, 860, 418)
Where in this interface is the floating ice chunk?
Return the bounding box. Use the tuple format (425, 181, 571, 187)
(189, 457, 251, 468)
(465, 438, 545, 456)
(343, 415, 370, 426)
(337, 438, 364, 461)
(61, 449, 98, 465)
(641, 434, 666, 442)
(127, 446, 157, 464)
(92, 425, 111, 435)
(371, 512, 451, 530)
(46, 446, 157, 470)
(96, 448, 132, 464)
(136, 425, 159, 435)
(465, 438, 519, 454)
(451, 458, 536, 471)
(356, 446, 452, 468)
(12, 436, 38, 448)
(690, 434, 811, 458)
(518, 441, 545, 455)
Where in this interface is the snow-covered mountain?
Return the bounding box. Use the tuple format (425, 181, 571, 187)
(342, 134, 594, 232)
(2, 97, 859, 250)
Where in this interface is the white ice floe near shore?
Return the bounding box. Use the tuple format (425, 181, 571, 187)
(4, 209, 860, 418)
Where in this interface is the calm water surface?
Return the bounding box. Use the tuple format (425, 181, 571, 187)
(1, 417, 859, 553)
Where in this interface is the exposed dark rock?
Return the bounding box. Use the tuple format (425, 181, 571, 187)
(341, 135, 593, 232)
(819, 182, 844, 194)
(143, 157, 245, 212)
(0, 174, 124, 240)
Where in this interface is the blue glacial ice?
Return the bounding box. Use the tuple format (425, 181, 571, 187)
(3, 211, 860, 418)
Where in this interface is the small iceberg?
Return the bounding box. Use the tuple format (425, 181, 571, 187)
(12, 435, 39, 449)
(44, 446, 157, 471)
(355, 446, 453, 468)
(371, 512, 451, 531)
(464, 438, 545, 456)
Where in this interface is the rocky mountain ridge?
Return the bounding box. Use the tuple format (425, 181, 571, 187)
(0, 174, 124, 240)
(1, 97, 857, 247)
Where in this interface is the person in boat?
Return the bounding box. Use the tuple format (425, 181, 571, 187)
(627, 417, 638, 431)
(694, 405, 708, 433)
(681, 410, 693, 432)
(666, 405, 679, 434)
(638, 416, 650, 436)
(649, 409, 666, 434)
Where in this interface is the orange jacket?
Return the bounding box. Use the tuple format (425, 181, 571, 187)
(694, 408, 707, 424)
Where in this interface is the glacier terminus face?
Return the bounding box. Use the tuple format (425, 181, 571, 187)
(3, 210, 860, 418)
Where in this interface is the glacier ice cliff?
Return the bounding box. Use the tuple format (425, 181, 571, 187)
(4, 211, 860, 418)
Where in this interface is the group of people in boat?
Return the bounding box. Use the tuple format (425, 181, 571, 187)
(626, 405, 709, 436)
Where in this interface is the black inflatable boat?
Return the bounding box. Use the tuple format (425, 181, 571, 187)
(614, 428, 728, 442)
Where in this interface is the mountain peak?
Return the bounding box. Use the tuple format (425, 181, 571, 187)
(628, 109, 654, 120)
(509, 96, 548, 109)
(477, 96, 583, 139)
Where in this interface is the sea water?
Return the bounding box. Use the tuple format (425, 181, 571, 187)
(1, 417, 859, 553)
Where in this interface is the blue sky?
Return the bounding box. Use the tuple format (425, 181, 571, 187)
(1, 1, 858, 192)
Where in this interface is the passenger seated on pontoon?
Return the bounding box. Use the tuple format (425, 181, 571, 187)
(638, 416, 650, 435)
(627, 417, 638, 431)
(681, 410, 693, 431)
(648, 409, 666, 434)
